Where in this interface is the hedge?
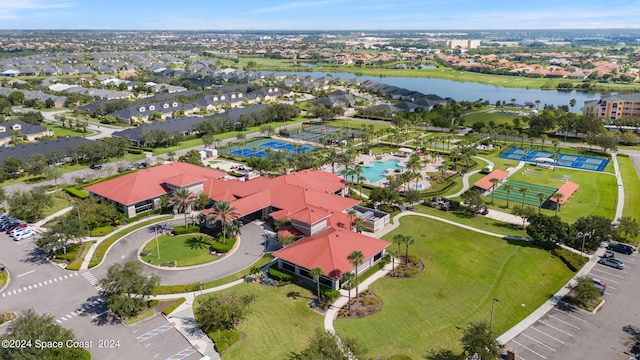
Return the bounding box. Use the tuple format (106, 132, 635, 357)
(268, 267, 296, 283)
(65, 187, 89, 199)
(320, 288, 340, 301)
(172, 225, 200, 235)
(551, 248, 586, 272)
(210, 237, 236, 253)
(161, 297, 186, 316)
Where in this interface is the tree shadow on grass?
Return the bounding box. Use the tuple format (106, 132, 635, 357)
(184, 235, 210, 250)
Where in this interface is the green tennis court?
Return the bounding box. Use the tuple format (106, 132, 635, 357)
(492, 180, 557, 207)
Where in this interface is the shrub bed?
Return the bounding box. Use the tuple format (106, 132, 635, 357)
(268, 267, 296, 283)
(65, 187, 90, 199)
(210, 237, 236, 253)
(172, 225, 200, 235)
(551, 248, 586, 271)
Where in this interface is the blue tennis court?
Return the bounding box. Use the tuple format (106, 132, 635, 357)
(500, 147, 609, 171)
(226, 139, 316, 158)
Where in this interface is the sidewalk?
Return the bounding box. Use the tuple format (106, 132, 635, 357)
(324, 260, 394, 334)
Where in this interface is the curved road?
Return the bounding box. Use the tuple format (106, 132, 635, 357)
(90, 220, 268, 285)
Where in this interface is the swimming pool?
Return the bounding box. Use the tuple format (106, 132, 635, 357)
(358, 160, 404, 183)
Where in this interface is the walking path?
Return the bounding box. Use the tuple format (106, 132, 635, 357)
(445, 155, 495, 199)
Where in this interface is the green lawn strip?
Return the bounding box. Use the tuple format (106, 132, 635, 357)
(40, 196, 72, 218)
(503, 165, 616, 223)
(44, 123, 90, 138)
(334, 216, 575, 358)
(412, 204, 526, 237)
(618, 156, 640, 221)
(65, 241, 96, 271)
(0, 270, 8, 288)
(88, 215, 174, 268)
(201, 282, 323, 360)
(461, 111, 519, 126)
(141, 234, 216, 267)
(153, 255, 274, 295)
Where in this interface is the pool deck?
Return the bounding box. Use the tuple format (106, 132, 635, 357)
(325, 152, 443, 190)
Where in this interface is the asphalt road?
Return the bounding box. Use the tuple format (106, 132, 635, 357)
(0, 219, 269, 359)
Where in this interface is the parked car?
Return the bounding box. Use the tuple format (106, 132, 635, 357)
(6, 223, 26, 234)
(13, 230, 34, 241)
(606, 243, 634, 255)
(10, 227, 32, 237)
(598, 257, 625, 270)
(137, 162, 148, 169)
(592, 278, 607, 295)
(89, 164, 103, 170)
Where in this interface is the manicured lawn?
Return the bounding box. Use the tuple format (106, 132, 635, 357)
(141, 234, 217, 267)
(412, 204, 526, 237)
(461, 111, 518, 127)
(202, 283, 323, 360)
(501, 164, 617, 223)
(618, 156, 640, 221)
(334, 216, 575, 358)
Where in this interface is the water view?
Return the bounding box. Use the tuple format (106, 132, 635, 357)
(282, 71, 605, 110)
(359, 159, 404, 183)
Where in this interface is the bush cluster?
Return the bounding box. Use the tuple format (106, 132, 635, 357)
(210, 237, 236, 253)
(268, 267, 296, 283)
(172, 225, 200, 235)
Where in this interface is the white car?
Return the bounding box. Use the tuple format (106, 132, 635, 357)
(10, 227, 32, 237)
(13, 231, 34, 241)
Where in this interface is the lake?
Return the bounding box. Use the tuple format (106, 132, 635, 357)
(281, 71, 608, 110)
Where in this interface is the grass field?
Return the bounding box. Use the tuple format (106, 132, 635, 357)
(203, 283, 324, 360)
(333, 216, 575, 358)
(461, 111, 520, 127)
(502, 164, 617, 223)
(141, 234, 216, 267)
(412, 204, 526, 237)
(325, 118, 391, 132)
(618, 156, 640, 221)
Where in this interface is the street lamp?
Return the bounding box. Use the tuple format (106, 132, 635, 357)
(155, 226, 160, 259)
(489, 298, 500, 337)
(200, 282, 204, 305)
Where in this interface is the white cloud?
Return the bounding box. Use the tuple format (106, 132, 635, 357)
(0, 0, 73, 20)
(253, 0, 346, 14)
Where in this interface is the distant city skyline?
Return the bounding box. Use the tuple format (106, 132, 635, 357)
(0, 0, 638, 31)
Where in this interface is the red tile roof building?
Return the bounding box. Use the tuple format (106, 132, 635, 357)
(473, 169, 509, 192)
(87, 162, 390, 289)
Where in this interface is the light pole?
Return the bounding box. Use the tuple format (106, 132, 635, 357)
(200, 282, 204, 304)
(155, 226, 160, 259)
(580, 234, 586, 262)
(489, 298, 500, 337)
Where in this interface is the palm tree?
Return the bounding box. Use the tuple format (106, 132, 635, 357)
(325, 148, 341, 174)
(537, 192, 546, 214)
(569, 98, 576, 113)
(489, 178, 500, 205)
(347, 250, 364, 298)
(210, 200, 239, 244)
(402, 235, 415, 265)
(502, 183, 513, 208)
(169, 188, 196, 227)
(341, 272, 356, 310)
(406, 154, 422, 190)
(535, 99, 541, 110)
(552, 192, 564, 215)
(347, 209, 357, 230)
(519, 186, 529, 206)
(309, 267, 324, 301)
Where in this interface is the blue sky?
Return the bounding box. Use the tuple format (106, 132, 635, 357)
(0, 0, 637, 30)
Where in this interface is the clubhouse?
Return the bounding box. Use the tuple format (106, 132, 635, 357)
(86, 162, 391, 289)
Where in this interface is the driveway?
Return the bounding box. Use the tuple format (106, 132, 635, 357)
(91, 220, 267, 285)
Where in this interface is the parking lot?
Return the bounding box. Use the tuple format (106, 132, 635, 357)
(504, 250, 636, 360)
(129, 315, 202, 360)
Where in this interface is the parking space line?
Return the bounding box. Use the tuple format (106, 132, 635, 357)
(554, 310, 588, 324)
(522, 333, 556, 351)
(531, 327, 565, 344)
(148, 335, 184, 353)
(539, 320, 574, 336)
(589, 274, 621, 284)
(512, 340, 547, 359)
(549, 315, 580, 329)
(592, 268, 626, 278)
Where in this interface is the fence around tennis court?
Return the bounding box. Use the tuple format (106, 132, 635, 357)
(279, 124, 362, 145)
(499, 147, 609, 172)
(491, 180, 558, 207)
